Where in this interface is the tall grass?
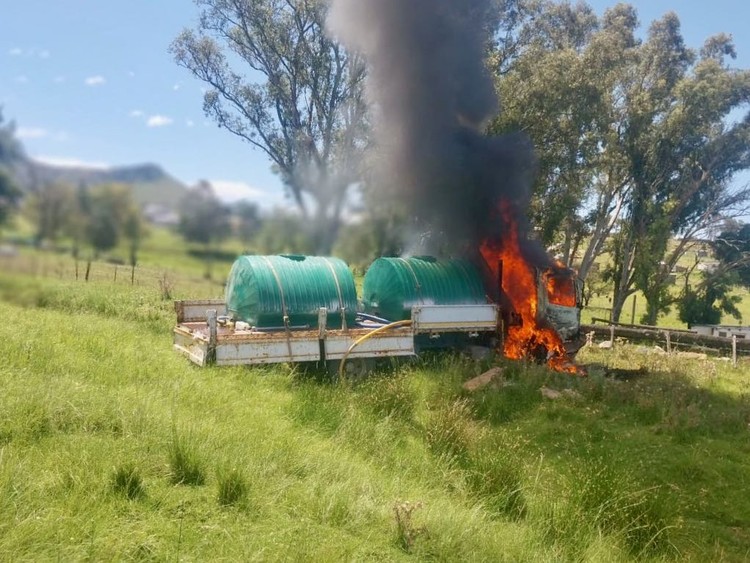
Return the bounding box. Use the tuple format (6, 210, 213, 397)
(1, 265, 749, 560)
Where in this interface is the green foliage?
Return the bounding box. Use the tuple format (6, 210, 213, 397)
(171, 0, 366, 253)
(177, 181, 229, 247)
(679, 271, 742, 326)
(253, 211, 314, 255)
(359, 373, 416, 421)
(465, 445, 527, 520)
(713, 222, 750, 287)
(489, 3, 750, 326)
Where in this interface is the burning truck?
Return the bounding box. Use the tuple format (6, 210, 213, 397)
(172, 249, 582, 373)
(175, 0, 586, 372)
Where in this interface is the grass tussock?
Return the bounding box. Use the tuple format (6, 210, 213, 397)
(110, 463, 145, 500)
(168, 430, 206, 486)
(216, 465, 248, 507)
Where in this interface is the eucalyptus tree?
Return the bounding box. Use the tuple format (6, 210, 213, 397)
(171, 0, 367, 253)
(606, 16, 750, 324)
(489, 2, 635, 268)
(490, 4, 750, 325)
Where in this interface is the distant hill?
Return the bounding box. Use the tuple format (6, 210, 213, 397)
(13, 159, 188, 210)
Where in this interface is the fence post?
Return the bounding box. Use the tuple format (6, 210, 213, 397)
(665, 331, 672, 355)
(732, 335, 737, 368)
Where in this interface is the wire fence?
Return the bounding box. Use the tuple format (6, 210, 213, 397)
(0, 251, 224, 299)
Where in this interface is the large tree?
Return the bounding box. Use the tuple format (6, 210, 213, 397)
(489, 4, 750, 325)
(605, 16, 750, 324)
(171, 0, 367, 253)
(488, 2, 640, 277)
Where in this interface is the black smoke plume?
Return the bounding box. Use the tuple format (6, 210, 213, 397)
(328, 0, 544, 261)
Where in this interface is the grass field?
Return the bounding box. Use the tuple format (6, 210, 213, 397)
(1, 248, 749, 561)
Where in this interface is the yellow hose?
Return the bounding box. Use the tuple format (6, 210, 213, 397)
(338, 320, 413, 380)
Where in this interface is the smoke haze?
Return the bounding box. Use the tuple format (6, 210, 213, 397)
(328, 0, 541, 257)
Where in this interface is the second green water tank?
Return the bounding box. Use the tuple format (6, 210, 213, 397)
(225, 255, 357, 329)
(362, 256, 487, 321)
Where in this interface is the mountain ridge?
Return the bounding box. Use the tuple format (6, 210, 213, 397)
(13, 158, 189, 210)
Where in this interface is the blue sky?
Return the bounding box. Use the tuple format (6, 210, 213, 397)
(1, 0, 748, 208)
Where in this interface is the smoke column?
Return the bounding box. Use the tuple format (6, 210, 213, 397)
(328, 0, 543, 260)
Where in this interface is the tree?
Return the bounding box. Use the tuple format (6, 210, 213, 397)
(0, 171, 20, 233)
(0, 111, 24, 232)
(605, 16, 750, 324)
(489, 1, 620, 254)
(233, 200, 261, 248)
(84, 184, 139, 257)
(123, 204, 148, 283)
(678, 269, 741, 327)
(488, 5, 750, 327)
(253, 210, 313, 255)
(177, 181, 231, 278)
(171, 0, 367, 253)
(24, 183, 76, 246)
(0, 110, 24, 167)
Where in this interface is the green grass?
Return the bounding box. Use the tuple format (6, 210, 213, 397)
(1, 255, 749, 560)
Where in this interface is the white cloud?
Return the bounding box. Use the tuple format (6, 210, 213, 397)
(17, 127, 68, 142)
(53, 75, 66, 83)
(9, 47, 22, 56)
(128, 71, 135, 78)
(85, 75, 106, 86)
(210, 180, 286, 209)
(186, 119, 195, 127)
(173, 83, 181, 91)
(129, 109, 145, 118)
(33, 156, 110, 170)
(17, 127, 49, 139)
(39, 50, 50, 59)
(147, 115, 173, 127)
(14, 75, 28, 84)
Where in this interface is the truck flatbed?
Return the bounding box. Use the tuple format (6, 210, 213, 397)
(173, 300, 499, 367)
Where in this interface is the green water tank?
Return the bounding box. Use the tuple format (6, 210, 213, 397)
(225, 255, 357, 329)
(362, 256, 487, 321)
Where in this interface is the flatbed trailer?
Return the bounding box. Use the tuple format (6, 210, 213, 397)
(173, 300, 500, 367)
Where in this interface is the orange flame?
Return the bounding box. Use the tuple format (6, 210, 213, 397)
(479, 200, 580, 374)
(545, 271, 577, 307)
